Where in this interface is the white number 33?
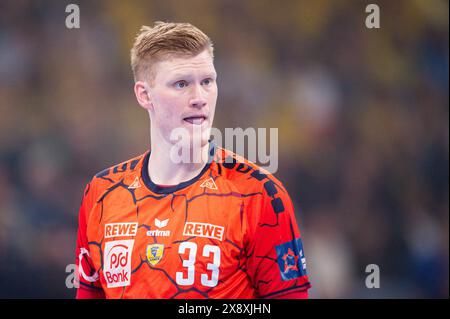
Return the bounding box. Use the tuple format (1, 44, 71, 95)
(176, 242, 221, 287)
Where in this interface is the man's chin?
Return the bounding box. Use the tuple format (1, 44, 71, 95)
(169, 137, 210, 164)
(170, 134, 208, 148)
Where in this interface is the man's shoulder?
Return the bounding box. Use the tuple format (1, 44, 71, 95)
(87, 151, 147, 191)
(215, 147, 287, 194)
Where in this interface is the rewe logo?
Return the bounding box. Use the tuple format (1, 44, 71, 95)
(105, 223, 138, 238)
(155, 218, 169, 228)
(183, 222, 224, 241)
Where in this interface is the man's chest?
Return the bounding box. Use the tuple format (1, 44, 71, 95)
(86, 189, 248, 294)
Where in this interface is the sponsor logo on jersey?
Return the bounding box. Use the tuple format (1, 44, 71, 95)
(275, 238, 307, 281)
(200, 177, 218, 190)
(146, 244, 164, 266)
(146, 218, 171, 237)
(128, 176, 141, 189)
(105, 222, 138, 238)
(146, 229, 171, 237)
(155, 218, 169, 228)
(103, 239, 134, 288)
(78, 247, 99, 283)
(183, 222, 224, 241)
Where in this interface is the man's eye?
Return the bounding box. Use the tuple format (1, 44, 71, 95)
(202, 78, 213, 86)
(174, 81, 187, 89)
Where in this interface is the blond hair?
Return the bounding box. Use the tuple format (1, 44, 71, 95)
(130, 21, 214, 83)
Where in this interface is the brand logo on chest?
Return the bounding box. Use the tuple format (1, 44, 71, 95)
(183, 222, 224, 241)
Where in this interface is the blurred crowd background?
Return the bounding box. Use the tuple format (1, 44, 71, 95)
(0, 0, 448, 298)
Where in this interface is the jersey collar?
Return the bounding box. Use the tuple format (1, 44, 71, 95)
(141, 142, 216, 194)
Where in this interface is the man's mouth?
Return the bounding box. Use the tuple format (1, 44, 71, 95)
(183, 116, 207, 125)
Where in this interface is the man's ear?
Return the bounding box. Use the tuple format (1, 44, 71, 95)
(134, 81, 153, 110)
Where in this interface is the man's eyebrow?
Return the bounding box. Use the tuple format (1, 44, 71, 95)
(205, 72, 217, 78)
(169, 72, 217, 80)
(198, 72, 217, 79)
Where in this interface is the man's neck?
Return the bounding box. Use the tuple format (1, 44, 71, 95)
(148, 138, 210, 186)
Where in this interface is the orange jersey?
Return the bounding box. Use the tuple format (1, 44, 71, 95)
(75, 144, 311, 298)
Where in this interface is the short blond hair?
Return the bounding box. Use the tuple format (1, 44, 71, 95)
(130, 21, 214, 83)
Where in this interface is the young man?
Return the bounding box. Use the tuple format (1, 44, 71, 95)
(75, 22, 311, 299)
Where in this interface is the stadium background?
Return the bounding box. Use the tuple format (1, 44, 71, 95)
(0, 0, 448, 298)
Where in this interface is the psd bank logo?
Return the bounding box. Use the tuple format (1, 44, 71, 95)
(103, 239, 134, 288)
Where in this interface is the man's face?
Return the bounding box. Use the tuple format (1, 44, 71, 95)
(146, 49, 218, 150)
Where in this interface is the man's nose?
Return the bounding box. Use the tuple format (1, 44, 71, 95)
(189, 84, 207, 109)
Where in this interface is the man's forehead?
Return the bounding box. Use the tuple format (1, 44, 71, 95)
(156, 51, 215, 75)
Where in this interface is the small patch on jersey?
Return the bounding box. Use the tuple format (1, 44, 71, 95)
(275, 238, 307, 281)
(128, 176, 141, 189)
(103, 240, 134, 288)
(200, 177, 218, 190)
(147, 244, 164, 266)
